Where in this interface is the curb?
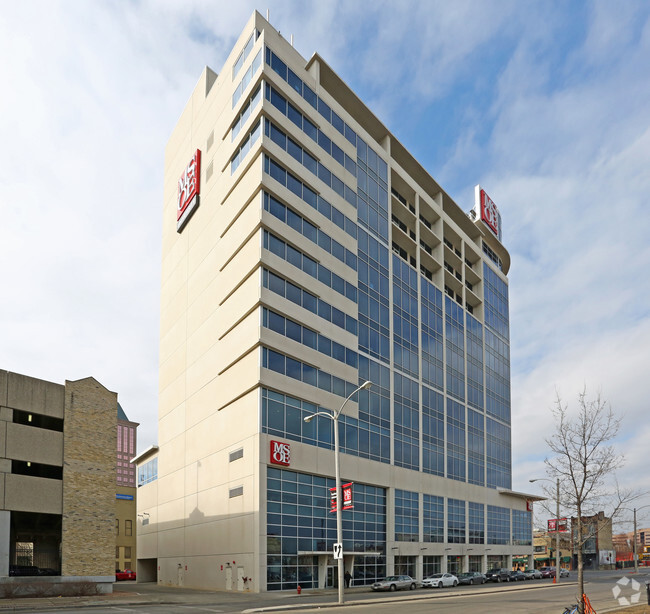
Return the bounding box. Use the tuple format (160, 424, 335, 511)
(0, 580, 579, 613)
(243, 580, 580, 613)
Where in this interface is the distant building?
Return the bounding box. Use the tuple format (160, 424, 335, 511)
(572, 511, 613, 570)
(613, 528, 650, 549)
(613, 528, 650, 567)
(116, 404, 138, 573)
(0, 369, 116, 592)
(533, 529, 572, 570)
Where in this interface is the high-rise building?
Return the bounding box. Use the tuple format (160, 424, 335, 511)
(136, 11, 533, 592)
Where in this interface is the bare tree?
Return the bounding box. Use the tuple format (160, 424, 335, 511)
(544, 389, 636, 614)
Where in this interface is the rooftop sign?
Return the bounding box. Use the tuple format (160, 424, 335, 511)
(474, 185, 502, 241)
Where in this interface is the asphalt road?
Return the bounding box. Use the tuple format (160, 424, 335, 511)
(5, 570, 648, 614)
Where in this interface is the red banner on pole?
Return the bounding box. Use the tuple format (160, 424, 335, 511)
(329, 483, 354, 512)
(547, 517, 569, 533)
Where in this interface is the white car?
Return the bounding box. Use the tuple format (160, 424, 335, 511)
(422, 572, 458, 588)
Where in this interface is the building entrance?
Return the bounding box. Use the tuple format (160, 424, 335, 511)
(326, 564, 339, 588)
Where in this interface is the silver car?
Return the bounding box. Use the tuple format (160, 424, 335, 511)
(422, 572, 458, 588)
(523, 568, 542, 579)
(372, 575, 417, 591)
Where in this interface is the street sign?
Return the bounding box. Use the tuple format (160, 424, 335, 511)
(333, 543, 343, 560)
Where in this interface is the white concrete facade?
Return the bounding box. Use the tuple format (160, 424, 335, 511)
(137, 11, 533, 593)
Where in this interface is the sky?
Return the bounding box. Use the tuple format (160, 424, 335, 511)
(1, 1, 649, 528)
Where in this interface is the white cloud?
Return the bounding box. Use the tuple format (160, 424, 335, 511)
(0, 1, 648, 510)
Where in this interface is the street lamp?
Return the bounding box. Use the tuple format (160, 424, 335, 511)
(304, 380, 372, 604)
(530, 477, 561, 583)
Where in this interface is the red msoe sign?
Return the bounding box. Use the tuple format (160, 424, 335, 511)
(177, 149, 201, 232)
(474, 185, 502, 242)
(269, 440, 291, 466)
(330, 482, 353, 512)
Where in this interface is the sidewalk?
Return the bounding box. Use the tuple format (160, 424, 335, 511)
(0, 579, 576, 612)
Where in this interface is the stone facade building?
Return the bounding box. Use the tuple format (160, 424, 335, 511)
(0, 369, 117, 592)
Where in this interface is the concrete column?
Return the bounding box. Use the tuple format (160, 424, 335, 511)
(318, 555, 327, 588)
(0, 511, 9, 576)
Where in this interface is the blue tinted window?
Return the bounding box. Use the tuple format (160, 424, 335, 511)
(331, 111, 344, 135)
(317, 163, 331, 186)
(303, 83, 317, 108)
(287, 138, 302, 164)
(270, 88, 287, 114)
(303, 117, 318, 141)
(287, 102, 302, 128)
(287, 68, 302, 95)
(318, 97, 331, 122)
(317, 130, 331, 154)
(271, 52, 287, 80)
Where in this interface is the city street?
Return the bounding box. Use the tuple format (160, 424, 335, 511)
(4, 570, 648, 614)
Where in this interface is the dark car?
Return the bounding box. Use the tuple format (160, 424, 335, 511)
(508, 570, 526, 581)
(457, 571, 486, 585)
(485, 568, 511, 582)
(9, 565, 40, 576)
(539, 566, 556, 578)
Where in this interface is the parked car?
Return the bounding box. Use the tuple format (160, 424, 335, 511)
(115, 569, 136, 581)
(9, 565, 40, 576)
(539, 566, 556, 578)
(559, 568, 570, 578)
(422, 572, 458, 588)
(371, 575, 416, 591)
(457, 571, 486, 585)
(522, 568, 542, 579)
(508, 570, 526, 581)
(485, 568, 512, 582)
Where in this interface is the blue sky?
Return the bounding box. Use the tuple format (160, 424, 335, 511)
(1, 1, 649, 527)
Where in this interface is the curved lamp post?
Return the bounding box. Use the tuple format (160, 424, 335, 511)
(530, 477, 561, 583)
(304, 380, 372, 604)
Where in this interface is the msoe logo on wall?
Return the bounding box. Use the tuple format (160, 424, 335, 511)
(177, 149, 201, 232)
(474, 185, 502, 242)
(270, 440, 291, 466)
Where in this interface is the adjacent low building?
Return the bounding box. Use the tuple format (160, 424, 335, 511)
(533, 529, 572, 570)
(572, 511, 614, 570)
(0, 369, 117, 592)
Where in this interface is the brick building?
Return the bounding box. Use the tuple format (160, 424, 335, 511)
(0, 369, 117, 592)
